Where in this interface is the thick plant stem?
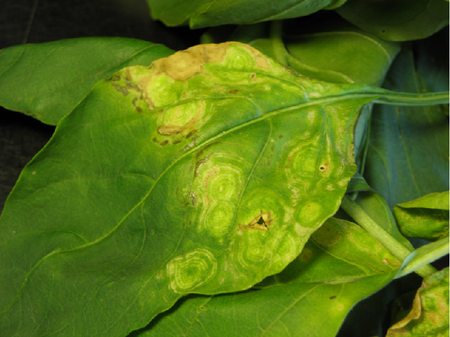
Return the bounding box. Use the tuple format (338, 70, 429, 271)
(374, 90, 449, 106)
(270, 20, 288, 66)
(341, 195, 437, 278)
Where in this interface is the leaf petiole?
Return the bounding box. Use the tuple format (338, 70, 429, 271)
(269, 20, 288, 66)
(340, 195, 437, 278)
(373, 90, 449, 106)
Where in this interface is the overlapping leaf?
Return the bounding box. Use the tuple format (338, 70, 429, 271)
(0, 38, 174, 125)
(146, 0, 346, 28)
(336, 0, 449, 41)
(387, 267, 449, 336)
(394, 191, 449, 241)
(132, 218, 400, 337)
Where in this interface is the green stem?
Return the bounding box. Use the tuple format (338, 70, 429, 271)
(270, 20, 288, 66)
(341, 195, 437, 278)
(373, 89, 449, 106)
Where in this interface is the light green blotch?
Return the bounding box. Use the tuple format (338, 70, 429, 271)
(193, 160, 244, 242)
(208, 166, 242, 201)
(270, 232, 300, 271)
(148, 74, 183, 107)
(239, 187, 287, 222)
(166, 249, 217, 293)
(238, 231, 273, 266)
(205, 44, 268, 82)
(297, 202, 323, 227)
(161, 101, 202, 127)
(223, 44, 257, 70)
(201, 201, 235, 243)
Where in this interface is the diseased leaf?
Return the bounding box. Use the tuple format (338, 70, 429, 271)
(133, 218, 400, 337)
(201, 13, 401, 174)
(394, 191, 449, 241)
(146, 0, 343, 28)
(0, 38, 174, 125)
(364, 33, 449, 209)
(0, 42, 446, 336)
(387, 267, 449, 337)
(336, 0, 449, 41)
(201, 14, 401, 174)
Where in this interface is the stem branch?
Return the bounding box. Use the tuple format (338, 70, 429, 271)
(341, 195, 437, 278)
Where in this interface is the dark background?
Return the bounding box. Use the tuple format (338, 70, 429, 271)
(0, 0, 206, 210)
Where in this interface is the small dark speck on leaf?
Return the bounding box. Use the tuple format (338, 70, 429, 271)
(330, 296, 336, 300)
(186, 130, 197, 138)
(160, 140, 169, 146)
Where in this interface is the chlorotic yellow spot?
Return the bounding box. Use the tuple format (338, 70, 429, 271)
(297, 247, 313, 262)
(166, 249, 217, 293)
(297, 202, 322, 227)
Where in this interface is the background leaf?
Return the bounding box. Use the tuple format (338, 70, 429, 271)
(133, 218, 400, 337)
(201, 13, 400, 86)
(146, 0, 344, 28)
(0, 43, 374, 336)
(336, 0, 449, 41)
(387, 267, 449, 336)
(0, 38, 174, 125)
(394, 191, 449, 241)
(364, 31, 449, 209)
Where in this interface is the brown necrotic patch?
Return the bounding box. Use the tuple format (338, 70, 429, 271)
(149, 42, 270, 82)
(239, 211, 274, 231)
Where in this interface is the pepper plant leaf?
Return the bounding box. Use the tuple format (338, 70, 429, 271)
(0, 37, 174, 125)
(133, 218, 400, 337)
(394, 191, 449, 241)
(336, 0, 449, 41)
(387, 267, 449, 337)
(146, 0, 345, 28)
(0, 42, 447, 336)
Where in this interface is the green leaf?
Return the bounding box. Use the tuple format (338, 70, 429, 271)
(336, 0, 449, 41)
(0, 38, 174, 125)
(387, 267, 449, 336)
(0, 42, 446, 336)
(146, 0, 343, 28)
(133, 218, 400, 337)
(364, 34, 449, 209)
(281, 16, 400, 87)
(394, 191, 449, 241)
(396, 237, 449, 278)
